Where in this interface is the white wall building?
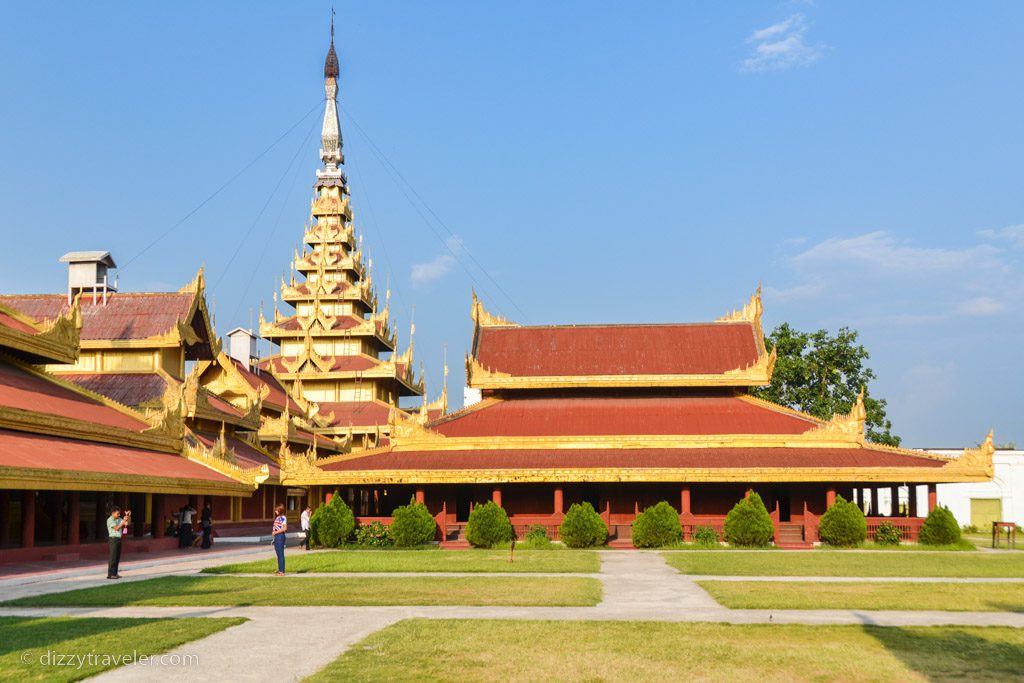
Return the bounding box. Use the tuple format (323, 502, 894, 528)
(931, 449, 1024, 529)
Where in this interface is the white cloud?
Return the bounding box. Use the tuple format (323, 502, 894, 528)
(767, 230, 1020, 323)
(979, 224, 1024, 248)
(742, 14, 824, 72)
(410, 236, 463, 287)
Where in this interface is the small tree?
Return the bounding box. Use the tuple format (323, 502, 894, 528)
(818, 495, 868, 547)
(632, 501, 683, 548)
(874, 521, 902, 546)
(693, 526, 720, 548)
(559, 502, 608, 548)
(390, 498, 437, 547)
(723, 491, 774, 547)
(310, 491, 355, 548)
(920, 506, 961, 546)
(466, 501, 515, 548)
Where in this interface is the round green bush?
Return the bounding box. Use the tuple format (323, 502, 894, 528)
(874, 521, 902, 546)
(818, 495, 868, 547)
(390, 499, 437, 547)
(631, 501, 682, 548)
(559, 502, 608, 548)
(723, 491, 774, 547)
(354, 520, 393, 547)
(310, 491, 355, 548)
(920, 506, 961, 546)
(693, 525, 720, 548)
(521, 524, 553, 549)
(466, 501, 515, 548)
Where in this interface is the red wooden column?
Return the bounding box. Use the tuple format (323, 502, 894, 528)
(415, 488, 425, 504)
(151, 494, 164, 539)
(553, 487, 564, 515)
(680, 486, 691, 514)
(870, 488, 879, 517)
(890, 486, 900, 516)
(927, 484, 937, 513)
(21, 490, 36, 548)
(492, 488, 502, 507)
(68, 491, 81, 546)
(0, 491, 9, 547)
(826, 487, 836, 508)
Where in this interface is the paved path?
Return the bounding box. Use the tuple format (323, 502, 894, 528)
(3, 551, 1024, 682)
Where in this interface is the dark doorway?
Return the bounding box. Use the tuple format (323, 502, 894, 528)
(778, 495, 791, 523)
(456, 488, 473, 522)
(580, 485, 600, 512)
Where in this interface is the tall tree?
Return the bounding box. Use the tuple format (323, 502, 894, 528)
(754, 323, 900, 446)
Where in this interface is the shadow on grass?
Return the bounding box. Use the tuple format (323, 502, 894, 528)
(0, 616, 164, 655)
(866, 625, 1024, 681)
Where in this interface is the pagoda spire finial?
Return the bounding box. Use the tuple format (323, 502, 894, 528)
(317, 9, 344, 188)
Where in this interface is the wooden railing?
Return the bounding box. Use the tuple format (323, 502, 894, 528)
(866, 516, 924, 542)
(804, 503, 820, 543)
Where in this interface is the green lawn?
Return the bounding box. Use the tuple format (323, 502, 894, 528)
(204, 548, 598, 574)
(0, 616, 244, 682)
(664, 550, 1024, 577)
(305, 619, 1024, 682)
(3, 575, 601, 608)
(699, 581, 1024, 612)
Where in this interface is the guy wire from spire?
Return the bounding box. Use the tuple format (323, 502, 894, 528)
(338, 103, 530, 324)
(120, 99, 324, 273)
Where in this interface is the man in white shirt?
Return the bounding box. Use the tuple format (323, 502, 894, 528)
(300, 505, 312, 550)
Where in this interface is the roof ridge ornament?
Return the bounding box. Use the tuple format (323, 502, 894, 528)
(717, 284, 762, 324)
(471, 290, 518, 328)
(809, 387, 867, 442)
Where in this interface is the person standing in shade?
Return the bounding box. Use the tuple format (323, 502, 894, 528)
(300, 505, 312, 550)
(106, 506, 131, 579)
(272, 504, 288, 575)
(201, 502, 213, 549)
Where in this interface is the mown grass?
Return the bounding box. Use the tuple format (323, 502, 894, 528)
(203, 548, 598, 574)
(305, 619, 1024, 682)
(664, 550, 1024, 577)
(0, 616, 244, 682)
(699, 581, 1024, 612)
(2, 575, 601, 608)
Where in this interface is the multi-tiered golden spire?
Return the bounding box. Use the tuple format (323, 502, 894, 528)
(260, 19, 423, 449)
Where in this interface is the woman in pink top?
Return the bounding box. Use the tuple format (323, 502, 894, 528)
(271, 504, 288, 575)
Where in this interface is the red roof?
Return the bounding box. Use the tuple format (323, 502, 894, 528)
(430, 394, 818, 438)
(228, 358, 302, 412)
(274, 314, 364, 332)
(261, 355, 380, 374)
(0, 293, 195, 341)
(60, 373, 170, 409)
(0, 429, 240, 486)
(193, 431, 280, 476)
(0, 362, 150, 432)
(0, 310, 38, 335)
(474, 323, 760, 377)
(323, 445, 946, 472)
(205, 392, 246, 418)
(317, 401, 393, 427)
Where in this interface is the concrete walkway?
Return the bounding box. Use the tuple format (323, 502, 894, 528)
(2, 551, 1024, 682)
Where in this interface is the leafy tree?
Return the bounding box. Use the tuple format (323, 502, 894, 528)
(389, 498, 437, 547)
(754, 323, 900, 446)
(723, 491, 774, 547)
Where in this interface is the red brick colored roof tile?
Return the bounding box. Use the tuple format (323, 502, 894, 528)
(274, 314, 363, 332)
(0, 429, 239, 485)
(261, 355, 380, 374)
(323, 446, 945, 473)
(0, 293, 196, 341)
(228, 358, 302, 412)
(0, 362, 150, 432)
(193, 431, 280, 476)
(0, 310, 38, 335)
(60, 373, 170, 409)
(430, 394, 818, 438)
(475, 323, 760, 377)
(316, 401, 393, 427)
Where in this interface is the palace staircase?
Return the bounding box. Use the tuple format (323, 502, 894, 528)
(439, 523, 470, 549)
(775, 522, 814, 550)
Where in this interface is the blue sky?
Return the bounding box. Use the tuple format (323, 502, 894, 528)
(1, 3, 1021, 447)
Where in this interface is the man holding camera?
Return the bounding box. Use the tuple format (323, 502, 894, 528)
(106, 506, 130, 579)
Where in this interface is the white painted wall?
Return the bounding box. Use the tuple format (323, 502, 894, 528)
(931, 449, 1024, 527)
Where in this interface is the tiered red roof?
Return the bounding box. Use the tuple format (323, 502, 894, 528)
(0, 293, 196, 341)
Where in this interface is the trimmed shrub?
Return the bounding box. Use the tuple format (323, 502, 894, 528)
(818, 495, 868, 547)
(520, 525, 553, 549)
(920, 506, 961, 546)
(354, 521, 393, 547)
(310, 491, 355, 548)
(874, 521, 902, 546)
(559, 502, 608, 549)
(632, 501, 683, 548)
(723, 491, 774, 547)
(693, 526, 720, 548)
(466, 501, 515, 548)
(390, 499, 438, 547)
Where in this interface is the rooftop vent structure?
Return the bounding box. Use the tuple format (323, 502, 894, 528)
(59, 251, 117, 305)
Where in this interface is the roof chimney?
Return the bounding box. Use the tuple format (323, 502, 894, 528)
(59, 251, 117, 305)
(226, 327, 259, 370)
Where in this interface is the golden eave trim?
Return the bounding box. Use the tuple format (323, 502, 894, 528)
(0, 300, 81, 364)
(0, 405, 181, 453)
(0, 466, 256, 495)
